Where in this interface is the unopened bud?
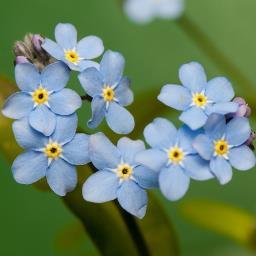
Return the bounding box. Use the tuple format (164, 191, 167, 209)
(15, 56, 30, 65)
(32, 34, 44, 52)
(232, 97, 251, 118)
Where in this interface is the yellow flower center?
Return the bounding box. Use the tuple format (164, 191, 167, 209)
(117, 164, 133, 180)
(64, 50, 80, 64)
(44, 142, 62, 159)
(168, 147, 184, 164)
(32, 87, 49, 104)
(214, 139, 229, 156)
(102, 86, 115, 102)
(192, 93, 208, 108)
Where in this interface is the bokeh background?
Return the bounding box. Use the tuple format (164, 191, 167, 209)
(1, 0, 256, 255)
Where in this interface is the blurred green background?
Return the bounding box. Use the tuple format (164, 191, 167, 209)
(1, 0, 256, 255)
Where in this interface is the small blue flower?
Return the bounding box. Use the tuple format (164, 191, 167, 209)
(158, 62, 239, 130)
(42, 23, 104, 72)
(136, 118, 213, 201)
(11, 114, 90, 196)
(193, 114, 256, 185)
(82, 133, 158, 218)
(78, 50, 135, 134)
(2, 62, 81, 136)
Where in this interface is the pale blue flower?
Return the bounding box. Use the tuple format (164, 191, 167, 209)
(78, 50, 134, 134)
(136, 118, 213, 201)
(11, 114, 90, 196)
(193, 114, 256, 185)
(42, 23, 104, 71)
(2, 62, 81, 136)
(82, 133, 158, 218)
(158, 62, 239, 130)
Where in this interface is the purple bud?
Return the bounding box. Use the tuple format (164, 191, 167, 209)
(32, 34, 44, 52)
(232, 97, 251, 118)
(15, 56, 30, 65)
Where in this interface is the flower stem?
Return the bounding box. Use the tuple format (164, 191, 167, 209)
(81, 94, 92, 102)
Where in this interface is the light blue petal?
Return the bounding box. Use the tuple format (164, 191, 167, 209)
(100, 50, 125, 86)
(179, 62, 207, 92)
(117, 137, 145, 164)
(183, 155, 213, 180)
(208, 102, 238, 115)
(106, 102, 134, 134)
(29, 104, 56, 136)
(155, 0, 184, 18)
(13, 117, 47, 149)
(78, 60, 100, 72)
(179, 106, 208, 130)
(82, 171, 119, 203)
(12, 151, 47, 184)
(192, 134, 213, 160)
(42, 38, 64, 60)
(229, 146, 256, 171)
(62, 134, 90, 165)
(15, 63, 40, 92)
(210, 157, 232, 184)
(117, 180, 147, 219)
(78, 67, 103, 97)
(115, 77, 134, 106)
(159, 165, 190, 201)
(51, 114, 78, 145)
(133, 166, 158, 189)
(2, 92, 33, 119)
(46, 158, 77, 196)
(49, 88, 82, 115)
(204, 114, 226, 140)
(41, 62, 70, 92)
(55, 23, 77, 49)
(89, 133, 121, 170)
(206, 77, 234, 102)
(157, 84, 191, 110)
(77, 36, 104, 59)
(143, 118, 177, 149)
(87, 96, 106, 129)
(135, 149, 167, 172)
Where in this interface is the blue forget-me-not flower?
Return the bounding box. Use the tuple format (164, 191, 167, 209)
(158, 62, 239, 130)
(193, 114, 256, 185)
(11, 113, 90, 196)
(42, 23, 104, 71)
(82, 133, 158, 218)
(136, 118, 213, 201)
(2, 62, 81, 136)
(78, 50, 135, 134)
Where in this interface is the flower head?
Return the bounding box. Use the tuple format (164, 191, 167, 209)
(136, 118, 213, 201)
(82, 133, 158, 218)
(193, 114, 256, 184)
(2, 62, 81, 136)
(78, 50, 134, 134)
(42, 23, 104, 71)
(158, 62, 239, 130)
(11, 114, 90, 196)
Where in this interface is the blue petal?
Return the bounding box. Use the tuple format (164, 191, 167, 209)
(78, 60, 100, 72)
(82, 171, 119, 203)
(106, 102, 134, 134)
(154, 0, 184, 18)
(133, 166, 159, 189)
(210, 157, 232, 184)
(229, 146, 256, 171)
(12, 117, 47, 150)
(51, 114, 78, 145)
(87, 96, 106, 129)
(157, 84, 191, 110)
(77, 36, 104, 59)
(117, 180, 147, 219)
(179, 106, 208, 130)
(179, 62, 207, 92)
(12, 151, 47, 184)
(15, 63, 40, 92)
(62, 134, 90, 165)
(159, 165, 190, 201)
(100, 50, 125, 86)
(206, 77, 234, 102)
(49, 88, 82, 115)
(41, 62, 70, 92)
(117, 137, 145, 164)
(42, 39, 64, 60)
(29, 105, 56, 136)
(115, 77, 134, 106)
(89, 133, 121, 170)
(78, 67, 103, 97)
(208, 102, 238, 115)
(55, 23, 77, 49)
(143, 118, 177, 149)
(204, 114, 226, 140)
(2, 92, 33, 119)
(46, 158, 77, 196)
(193, 134, 213, 160)
(183, 155, 213, 180)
